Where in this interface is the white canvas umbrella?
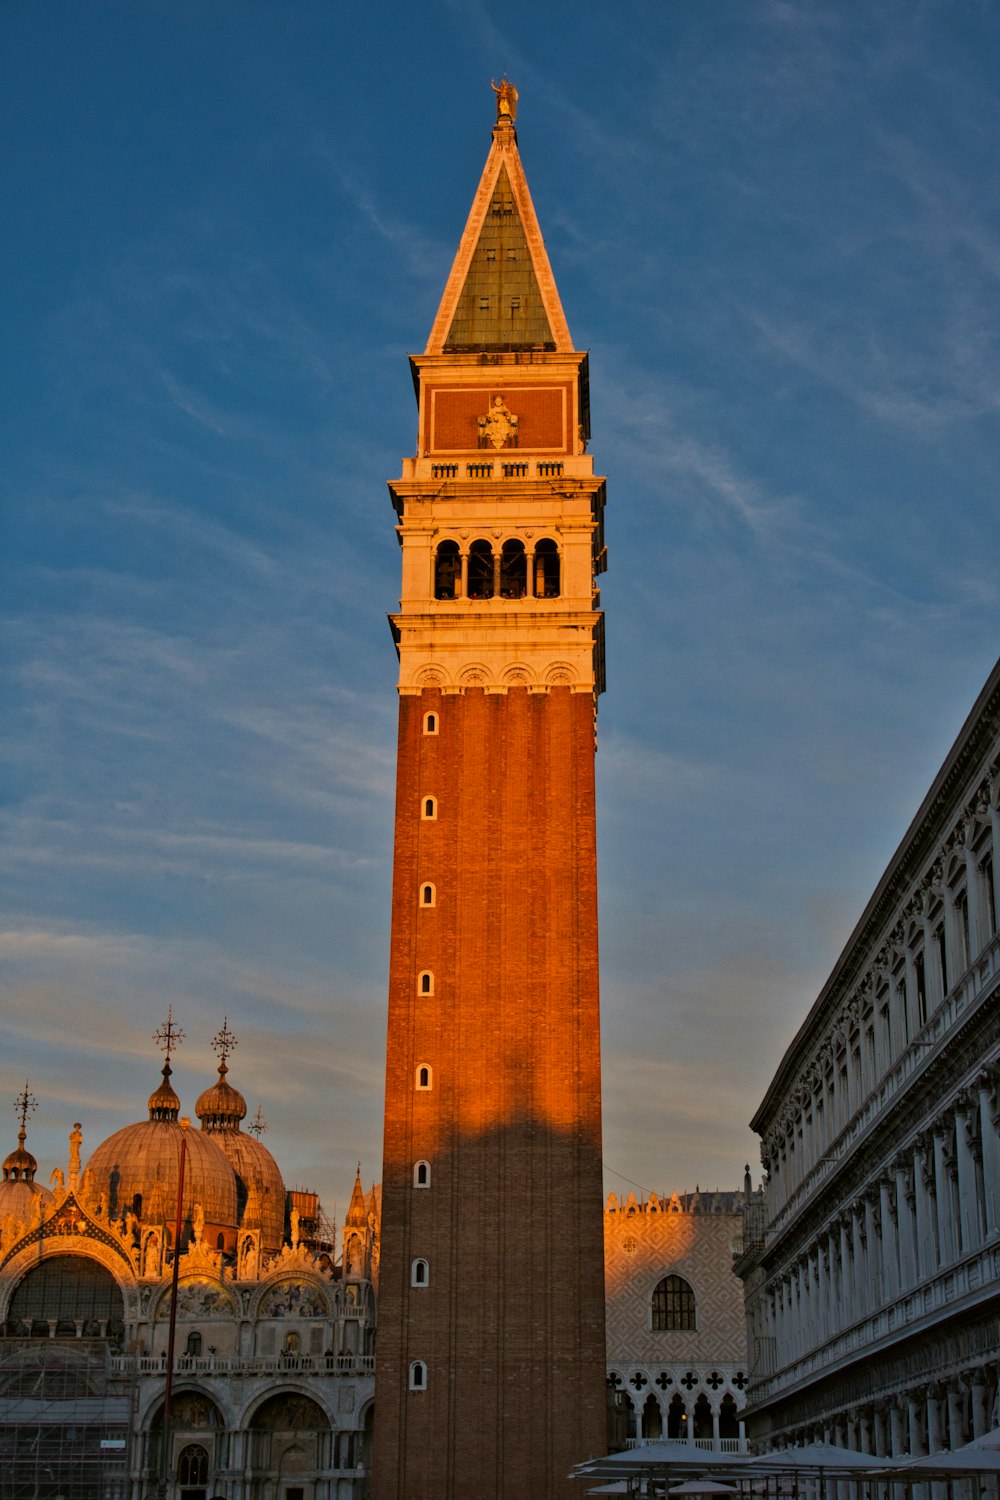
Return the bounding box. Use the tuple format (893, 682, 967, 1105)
(668, 1479, 740, 1495)
(747, 1443, 898, 1471)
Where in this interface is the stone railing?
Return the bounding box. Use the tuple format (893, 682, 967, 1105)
(624, 1438, 748, 1453)
(749, 1239, 1000, 1405)
(110, 1351, 375, 1378)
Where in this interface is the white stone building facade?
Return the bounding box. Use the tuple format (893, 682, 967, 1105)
(735, 657, 1000, 1456)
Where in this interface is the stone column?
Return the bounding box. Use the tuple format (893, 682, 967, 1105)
(954, 1093, 984, 1252)
(922, 897, 944, 1010)
(913, 1138, 936, 1278)
(524, 548, 534, 598)
(888, 1401, 906, 1457)
(926, 1384, 944, 1452)
(904, 945, 922, 1037)
(712, 1406, 721, 1451)
(969, 1372, 990, 1439)
(990, 794, 1000, 931)
(978, 1074, 1000, 1236)
(895, 1160, 915, 1290)
(838, 1218, 852, 1331)
(458, 550, 468, 599)
(908, 1392, 926, 1456)
(947, 1381, 967, 1450)
(852, 1206, 867, 1317)
(964, 834, 984, 957)
(879, 1177, 897, 1301)
(933, 1126, 958, 1264)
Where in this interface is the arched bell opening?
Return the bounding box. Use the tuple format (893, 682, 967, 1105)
(534, 538, 560, 598)
(499, 539, 526, 599)
(467, 540, 494, 600)
(434, 540, 461, 600)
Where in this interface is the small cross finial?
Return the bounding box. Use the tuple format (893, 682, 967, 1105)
(152, 1005, 185, 1065)
(212, 1017, 238, 1067)
(248, 1105, 268, 1139)
(14, 1080, 37, 1138)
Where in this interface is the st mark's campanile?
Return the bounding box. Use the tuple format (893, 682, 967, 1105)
(374, 83, 608, 1500)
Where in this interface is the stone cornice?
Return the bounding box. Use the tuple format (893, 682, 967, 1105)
(753, 657, 1000, 1134)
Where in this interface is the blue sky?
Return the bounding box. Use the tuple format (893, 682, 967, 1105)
(4, 1, 1000, 1229)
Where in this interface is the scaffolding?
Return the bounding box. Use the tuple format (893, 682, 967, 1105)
(0, 1338, 130, 1500)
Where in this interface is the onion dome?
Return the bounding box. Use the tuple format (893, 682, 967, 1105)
(84, 1060, 238, 1249)
(0, 1121, 54, 1223)
(195, 1058, 246, 1128)
(196, 1054, 285, 1253)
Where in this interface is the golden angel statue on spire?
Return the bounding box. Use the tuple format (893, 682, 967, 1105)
(491, 78, 518, 122)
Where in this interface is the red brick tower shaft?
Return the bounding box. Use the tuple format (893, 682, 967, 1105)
(374, 92, 608, 1500)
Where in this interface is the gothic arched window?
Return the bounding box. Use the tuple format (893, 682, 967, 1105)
(651, 1274, 696, 1331)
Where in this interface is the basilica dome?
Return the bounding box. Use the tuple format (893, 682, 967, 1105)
(0, 1125, 54, 1224)
(195, 1060, 286, 1252)
(84, 1062, 238, 1252)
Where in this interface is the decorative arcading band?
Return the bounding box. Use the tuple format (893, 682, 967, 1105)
(404, 661, 583, 693)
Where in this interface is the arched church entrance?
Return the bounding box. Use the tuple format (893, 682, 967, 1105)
(247, 1391, 331, 1498)
(148, 1391, 224, 1496)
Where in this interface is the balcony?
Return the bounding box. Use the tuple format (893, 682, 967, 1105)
(109, 1351, 375, 1378)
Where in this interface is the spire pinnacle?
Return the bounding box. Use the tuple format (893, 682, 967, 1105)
(346, 1164, 368, 1226)
(423, 88, 573, 357)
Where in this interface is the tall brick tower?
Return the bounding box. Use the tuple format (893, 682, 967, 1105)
(374, 83, 608, 1500)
